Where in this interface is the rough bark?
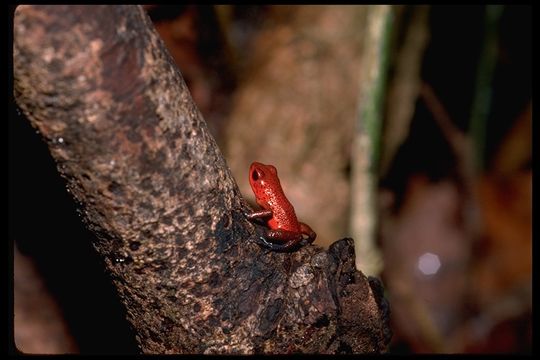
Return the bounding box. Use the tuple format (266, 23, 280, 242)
(13, 5, 391, 354)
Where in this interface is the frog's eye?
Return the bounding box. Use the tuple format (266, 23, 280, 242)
(252, 168, 264, 181)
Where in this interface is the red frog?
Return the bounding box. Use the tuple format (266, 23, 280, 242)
(245, 162, 316, 252)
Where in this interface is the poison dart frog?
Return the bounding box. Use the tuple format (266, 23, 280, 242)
(245, 162, 316, 252)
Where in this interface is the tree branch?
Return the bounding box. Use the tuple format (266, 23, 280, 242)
(13, 5, 390, 354)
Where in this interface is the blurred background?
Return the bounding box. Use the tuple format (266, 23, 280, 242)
(10, 5, 531, 354)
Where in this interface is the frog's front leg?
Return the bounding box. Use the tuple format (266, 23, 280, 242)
(245, 209, 273, 220)
(245, 209, 273, 229)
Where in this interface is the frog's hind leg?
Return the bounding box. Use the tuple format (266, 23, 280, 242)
(254, 229, 305, 252)
(299, 222, 317, 246)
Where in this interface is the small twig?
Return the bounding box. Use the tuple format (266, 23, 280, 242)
(420, 83, 469, 156)
(419, 83, 480, 239)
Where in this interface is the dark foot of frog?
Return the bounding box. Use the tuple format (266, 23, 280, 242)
(252, 235, 310, 252)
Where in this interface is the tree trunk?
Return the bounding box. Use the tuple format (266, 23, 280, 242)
(13, 5, 391, 354)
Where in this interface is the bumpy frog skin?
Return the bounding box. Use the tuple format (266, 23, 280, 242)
(246, 162, 316, 252)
